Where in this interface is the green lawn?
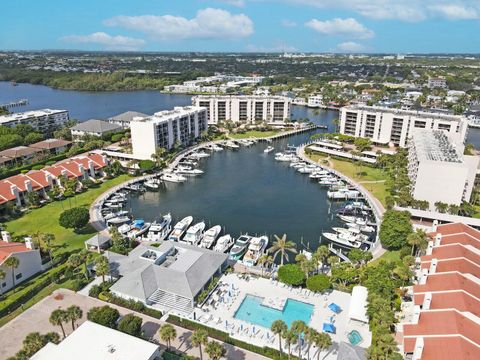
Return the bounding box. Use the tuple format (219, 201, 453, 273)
(229, 130, 280, 139)
(5, 174, 131, 253)
(369, 250, 401, 266)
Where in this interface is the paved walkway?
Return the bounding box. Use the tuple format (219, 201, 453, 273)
(0, 289, 266, 360)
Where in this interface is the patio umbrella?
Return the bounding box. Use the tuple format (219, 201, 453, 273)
(328, 303, 342, 314)
(252, 326, 256, 334)
(322, 323, 336, 334)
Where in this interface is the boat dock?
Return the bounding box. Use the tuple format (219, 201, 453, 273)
(258, 124, 326, 142)
(328, 243, 352, 263)
(0, 99, 28, 109)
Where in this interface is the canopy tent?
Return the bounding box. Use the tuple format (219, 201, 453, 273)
(323, 323, 336, 334)
(348, 285, 369, 323)
(328, 303, 342, 314)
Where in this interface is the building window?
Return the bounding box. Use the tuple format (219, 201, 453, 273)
(1, 282, 5, 288)
(15, 273, 22, 280)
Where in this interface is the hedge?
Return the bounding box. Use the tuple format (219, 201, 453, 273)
(167, 315, 297, 360)
(306, 274, 331, 292)
(277, 264, 306, 286)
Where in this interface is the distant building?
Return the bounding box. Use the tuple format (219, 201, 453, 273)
(130, 106, 207, 159)
(0, 146, 43, 165)
(29, 138, 72, 155)
(307, 95, 324, 108)
(192, 95, 291, 124)
(31, 321, 160, 360)
(107, 241, 228, 314)
(0, 109, 69, 135)
(427, 77, 447, 89)
(70, 119, 122, 141)
(407, 130, 478, 208)
(0, 235, 42, 293)
(108, 111, 149, 129)
(339, 105, 468, 147)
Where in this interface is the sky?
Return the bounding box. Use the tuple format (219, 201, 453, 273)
(1, 0, 479, 53)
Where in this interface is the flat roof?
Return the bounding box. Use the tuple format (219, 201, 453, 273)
(411, 130, 462, 163)
(30, 321, 159, 360)
(108, 111, 149, 122)
(136, 106, 206, 125)
(348, 286, 369, 323)
(0, 109, 67, 124)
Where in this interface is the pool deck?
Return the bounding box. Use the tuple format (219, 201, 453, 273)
(193, 273, 371, 359)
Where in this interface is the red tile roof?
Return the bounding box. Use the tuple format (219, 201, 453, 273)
(413, 272, 480, 301)
(435, 233, 480, 249)
(422, 244, 480, 264)
(432, 223, 480, 241)
(414, 291, 480, 317)
(25, 170, 51, 188)
(419, 337, 480, 360)
(0, 242, 30, 262)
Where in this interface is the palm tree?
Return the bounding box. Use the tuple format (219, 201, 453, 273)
(314, 332, 332, 360)
(0, 269, 5, 296)
(159, 324, 177, 350)
(66, 305, 83, 330)
(304, 327, 318, 360)
(257, 254, 273, 276)
(4, 256, 19, 289)
(95, 256, 110, 283)
(42, 233, 55, 266)
(271, 320, 288, 356)
(327, 255, 339, 269)
(269, 234, 297, 266)
(205, 341, 226, 360)
(22, 332, 45, 357)
(151, 147, 167, 168)
(68, 251, 90, 280)
(191, 329, 208, 360)
(283, 329, 297, 359)
(313, 245, 329, 273)
(291, 320, 306, 360)
(407, 229, 427, 256)
(49, 309, 68, 338)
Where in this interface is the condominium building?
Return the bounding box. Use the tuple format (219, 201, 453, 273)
(407, 130, 478, 207)
(0, 109, 69, 135)
(339, 105, 468, 147)
(307, 95, 324, 108)
(192, 95, 291, 124)
(131, 106, 207, 159)
(427, 77, 447, 89)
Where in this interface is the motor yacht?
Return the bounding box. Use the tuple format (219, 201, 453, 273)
(118, 221, 132, 234)
(346, 222, 376, 234)
(107, 215, 130, 226)
(144, 178, 162, 190)
(103, 210, 129, 221)
(168, 216, 193, 241)
(175, 167, 204, 176)
(264, 146, 274, 153)
(189, 151, 210, 159)
(199, 225, 221, 249)
(146, 214, 172, 241)
(309, 171, 330, 179)
(322, 232, 362, 248)
(160, 172, 187, 183)
(213, 234, 234, 253)
(229, 234, 252, 260)
(224, 141, 239, 149)
(327, 188, 360, 199)
(243, 235, 269, 267)
(126, 219, 151, 239)
(182, 221, 206, 245)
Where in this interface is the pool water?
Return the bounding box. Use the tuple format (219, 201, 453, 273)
(234, 295, 314, 329)
(348, 330, 363, 345)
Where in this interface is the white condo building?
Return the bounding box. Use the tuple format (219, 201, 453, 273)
(307, 95, 324, 108)
(131, 106, 207, 159)
(407, 130, 479, 208)
(340, 105, 468, 147)
(0, 109, 69, 135)
(192, 95, 291, 124)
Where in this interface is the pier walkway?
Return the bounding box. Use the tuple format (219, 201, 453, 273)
(0, 99, 28, 109)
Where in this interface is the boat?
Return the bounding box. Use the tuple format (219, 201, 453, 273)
(175, 167, 204, 176)
(346, 222, 376, 234)
(338, 215, 368, 224)
(327, 188, 360, 199)
(144, 178, 162, 190)
(224, 141, 239, 149)
(332, 227, 370, 241)
(118, 221, 132, 234)
(214, 234, 234, 253)
(168, 216, 194, 241)
(104, 202, 124, 209)
(103, 210, 129, 221)
(107, 215, 131, 225)
(319, 178, 342, 186)
(211, 144, 223, 151)
(126, 219, 151, 239)
(146, 214, 172, 241)
(199, 225, 222, 249)
(290, 161, 307, 168)
(297, 165, 317, 174)
(179, 160, 198, 167)
(243, 235, 269, 267)
(275, 153, 297, 162)
(322, 232, 362, 248)
(189, 151, 210, 159)
(309, 171, 330, 179)
(229, 234, 252, 260)
(264, 146, 274, 154)
(182, 221, 206, 245)
(124, 183, 145, 192)
(160, 172, 187, 183)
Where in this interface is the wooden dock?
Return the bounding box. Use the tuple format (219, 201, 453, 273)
(328, 243, 351, 263)
(0, 99, 28, 109)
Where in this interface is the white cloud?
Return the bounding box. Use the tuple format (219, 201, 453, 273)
(281, 19, 297, 27)
(104, 8, 254, 41)
(306, 18, 374, 39)
(336, 41, 366, 52)
(216, 0, 246, 7)
(60, 32, 145, 51)
(429, 4, 479, 20)
(246, 43, 297, 52)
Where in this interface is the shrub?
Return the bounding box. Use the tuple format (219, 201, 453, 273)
(31, 164, 44, 170)
(277, 264, 306, 286)
(87, 305, 120, 329)
(379, 210, 413, 250)
(89, 284, 102, 298)
(306, 274, 331, 292)
(59, 207, 90, 231)
(118, 313, 143, 337)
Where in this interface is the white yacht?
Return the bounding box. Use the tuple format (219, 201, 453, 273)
(168, 216, 193, 241)
(161, 172, 187, 183)
(107, 215, 130, 226)
(146, 214, 172, 241)
(327, 188, 360, 199)
(189, 151, 210, 159)
(224, 141, 239, 149)
(264, 146, 274, 154)
(118, 221, 132, 234)
(175, 167, 204, 176)
(338, 215, 368, 225)
(275, 153, 297, 162)
(309, 170, 330, 179)
(346, 222, 376, 234)
(182, 221, 206, 245)
(199, 225, 221, 249)
(126, 220, 151, 239)
(243, 235, 269, 267)
(290, 161, 306, 168)
(103, 210, 129, 221)
(144, 178, 162, 190)
(213, 234, 234, 253)
(333, 227, 369, 242)
(322, 232, 362, 248)
(297, 165, 317, 174)
(229, 234, 252, 260)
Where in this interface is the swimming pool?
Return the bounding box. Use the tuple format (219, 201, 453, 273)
(234, 294, 314, 328)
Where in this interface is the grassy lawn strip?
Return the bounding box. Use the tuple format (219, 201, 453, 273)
(5, 174, 131, 254)
(369, 250, 401, 267)
(229, 130, 280, 139)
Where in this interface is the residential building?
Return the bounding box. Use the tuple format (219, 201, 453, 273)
(307, 95, 324, 108)
(0, 146, 44, 165)
(192, 95, 291, 124)
(0, 235, 42, 293)
(108, 111, 149, 129)
(29, 138, 72, 154)
(130, 106, 207, 159)
(31, 321, 160, 360)
(407, 130, 478, 207)
(427, 77, 447, 89)
(0, 109, 69, 135)
(70, 119, 122, 141)
(107, 241, 228, 314)
(339, 105, 468, 147)
(398, 222, 480, 360)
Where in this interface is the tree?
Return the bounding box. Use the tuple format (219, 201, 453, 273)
(354, 137, 372, 152)
(66, 305, 83, 331)
(379, 210, 413, 250)
(313, 332, 332, 360)
(151, 147, 167, 168)
(347, 249, 372, 266)
(407, 229, 428, 256)
(49, 309, 68, 338)
(110, 226, 130, 254)
(278, 264, 306, 286)
(159, 324, 177, 350)
(205, 341, 226, 360)
(282, 329, 297, 359)
(268, 234, 297, 266)
(138, 159, 155, 172)
(434, 201, 448, 213)
(67, 250, 90, 280)
(95, 256, 110, 283)
(87, 306, 119, 329)
(191, 329, 209, 360)
(15, 332, 60, 359)
(4, 256, 19, 289)
(331, 262, 358, 290)
(257, 254, 273, 277)
(0, 269, 5, 295)
(59, 207, 90, 231)
(313, 245, 329, 273)
(306, 274, 331, 292)
(295, 253, 316, 278)
(291, 320, 306, 360)
(42, 233, 55, 266)
(118, 314, 143, 337)
(271, 320, 288, 357)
